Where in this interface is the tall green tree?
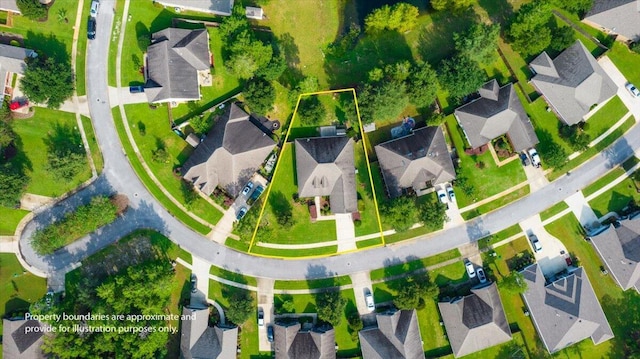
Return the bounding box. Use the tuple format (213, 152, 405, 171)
(44, 124, 87, 181)
(439, 55, 487, 100)
(365, 3, 419, 33)
(393, 273, 437, 310)
(418, 200, 447, 231)
(501, 271, 528, 294)
(454, 23, 500, 64)
(0, 163, 28, 207)
(17, 0, 47, 20)
(508, 0, 553, 55)
(358, 80, 408, 124)
(297, 96, 326, 125)
(243, 78, 275, 115)
(21, 56, 75, 109)
(315, 289, 346, 326)
(382, 196, 418, 232)
(430, 0, 474, 13)
(226, 290, 255, 325)
(406, 61, 438, 108)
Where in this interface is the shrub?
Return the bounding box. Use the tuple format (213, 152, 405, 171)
(631, 42, 640, 54)
(17, 0, 47, 21)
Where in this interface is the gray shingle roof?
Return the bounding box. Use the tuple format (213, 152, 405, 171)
(521, 264, 614, 353)
(295, 136, 357, 213)
(0, 0, 19, 13)
(145, 28, 210, 103)
(359, 309, 425, 359)
(2, 319, 46, 359)
(454, 80, 538, 152)
(182, 103, 276, 197)
(374, 126, 456, 198)
(274, 323, 335, 359)
(180, 307, 238, 359)
(590, 215, 640, 292)
(438, 283, 512, 358)
(0, 44, 35, 74)
(155, 0, 234, 15)
(530, 40, 617, 126)
(584, 0, 640, 41)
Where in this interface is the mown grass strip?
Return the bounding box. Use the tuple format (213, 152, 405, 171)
(369, 248, 461, 281)
(274, 276, 352, 290)
(210, 265, 258, 287)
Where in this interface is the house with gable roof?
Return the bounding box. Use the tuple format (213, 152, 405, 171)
(274, 322, 335, 359)
(583, 0, 640, 42)
(358, 309, 425, 359)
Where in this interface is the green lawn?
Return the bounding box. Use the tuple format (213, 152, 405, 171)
(111, 108, 210, 234)
(0, 253, 47, 336)
(497, 38, 538, 99)
(0, 208, 29, 235)
(10, 108, 91, 196)
(274, 276, 352, 290)
(445, 115, 527, 207)
(609, 42, 640, 86)
(584, 96, 629, 138)
(461, 185, 530, 220)
(525, 96, 574, 157)
(478, 224, 524, 250)
(430, 261, 469, 287)
(369, 248, 461, 281)
(209, 265, 258, 287)
(582, 167, 627, 198)
(588, 170, 640, 218)
(124, 103, 223, 225)
(539, 201, 570, 222)
(81, 115, 104, 174)
(249, 245, 338, 258)
(354, 139, 383, 237)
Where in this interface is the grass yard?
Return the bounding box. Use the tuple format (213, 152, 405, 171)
(461, 185, 530, 220)
(124, 103, 223, 225)
(608, 42, 640, 86)
(369, 248, 461, 281)
(108, 0, 125, 87)
(582, 166, 627, 198)
(81, 115, 104, 174)
(111, 108, 210, 234)
(354, 140, 383, 237)
(209, 265, 257, 287)
(249, 245, 338, 258)
(445, 115, 527, 207)
(10, 108, 91, 197)
(539, 201, 570, 222)
(0, 253, 47, 336)
(478, 223, 525, 250)
(274, 275, 352, 290)
(0, 208, 29, 235)
(584, 96, 629, 138)
(430, 261, 469, 287)
(588, 170, 640, 218)
(497, 38, 538, 99)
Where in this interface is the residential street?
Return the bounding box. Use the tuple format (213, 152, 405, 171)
(14, 10, 640, 283)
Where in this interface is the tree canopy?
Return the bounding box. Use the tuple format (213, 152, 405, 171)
(431, 0, 474, 13)
(243, 78, 275, 115)
(315, 289, 347, 327)
(225, 290, 255, 325)
(382, 196, 418, 232)
(507, 0, 553, 56)
(44, 123, 87, 181)
(439, 55, 487, 100)
(0, 163, 28, 207)
(297, 96, 326, 125)
(21, 56, 75, 109)
(365, 3, 419, 33)
(406, 61, 438, 108)
(418, 200, 447, 231)
(501, 271, 528, 294)
(17, 0, 47, 20)
(393, 273, 438, 310)
(454, 23, 500, 64)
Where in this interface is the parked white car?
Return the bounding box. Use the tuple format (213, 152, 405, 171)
(437, 188, 447, 204)
(528, 148, 541, 168)
(365, 292, 375, 312)
(465, 260, 476, 278)
(626, 83, 640, 98)
(446, 185, 456, 203)
(530, 234, 542, 252)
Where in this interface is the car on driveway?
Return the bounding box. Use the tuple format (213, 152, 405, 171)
(365, 291, 375, 312)
(190, 274, 197, 293)
(446, 185, 456, 203)
(241, 181, 254, 196)
(236, 207, 248, 221)
(529, 234, 542, 252)
(528, 148, 541, 168)
(626, 83, 640, 97)
(258, 308, 264, 326)
(477, 267, 487, 283)
(267, 325, 274, 342)
(437, 188, 447, 204)
(247, 185, 264, 205)
(129, 85, 144, 93)
(465, 260, 476, 278)
(520, 152, 530, 166)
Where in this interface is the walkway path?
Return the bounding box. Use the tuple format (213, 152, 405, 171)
(190, 256, 211, 297)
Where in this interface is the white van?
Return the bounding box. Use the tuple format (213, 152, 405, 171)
(90, 0, 99, 18)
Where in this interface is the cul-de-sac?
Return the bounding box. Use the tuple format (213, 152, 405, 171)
(2, 0, 640, 358)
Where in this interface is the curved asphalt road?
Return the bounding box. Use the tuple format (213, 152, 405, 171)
(17, 1, 640, 280)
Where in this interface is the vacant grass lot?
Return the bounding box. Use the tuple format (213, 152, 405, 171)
(124, 103, 223, 225)
(81, 115, 104, 174)
(588, 170, 640, 218)
(10, 108, 91, 197)
(445, 115, 526, 207)
(0, 253, 47, 336)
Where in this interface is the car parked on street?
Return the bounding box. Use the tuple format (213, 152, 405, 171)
(520, 152, 530, 166)
(465, 260, 476, 278)
(626, 83, 640, 98)
(236, 207, 247, 221)
(241, 181, 254, 196)
(477, 267, 487, 284)
(437, 188, 447, 204)
(90, 0, 99, 17)
(528, 148, 541, 168)
(529, 234, 542, 252)
(446, 185, 455, 203)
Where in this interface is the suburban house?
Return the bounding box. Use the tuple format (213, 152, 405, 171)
(374, 126, 455, 198)
(182, 103, 276, 197)
(454, 79, 539, 153)
(520, 264, 614, 353)
(180, 307, 238, 359)
(438, 283, 512, 357)
(154, 0, 234, 16)
(590, 214, 640, 292)
(274, 322, 335, 359)
(358, 309, 425, 359)
(2, 318, 46, 358)
(145, 27, 212, 104)
(530, 40, 617, 126)
(0, 44, 36, 97)
(583, 0, 640, 42)
(295, 136, 357, 214)
(0, 0, 20, 14)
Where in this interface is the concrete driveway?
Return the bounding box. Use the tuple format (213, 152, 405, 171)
(599, 56, 640, 116)
(444, 199, 464, 230)
(257, 278, 274, 351)
(350, 271, 374, 315)
(519, 215, 568, 277)
(336, 214, 356, 252)
(523, 164, 549, 193)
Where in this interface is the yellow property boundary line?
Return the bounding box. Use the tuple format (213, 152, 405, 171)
(246, 88, 385, 258)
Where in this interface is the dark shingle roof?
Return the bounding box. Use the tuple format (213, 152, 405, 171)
(182, 103, 276, 197)
(0, 44, 35, 74)
(530, 40, 617, 126)
(590, 215, 640, 292)
(359, 309, 425, 359)
(274, 323, 335, 359)
(438, 283, 512, 357)
(2, 318, 46, 358)
(521, 264, 614, 353)
(454, 80, 538, 152)
(180, 307, 238, 359)
(375, 126, 456, 198)
(145, 28, 210, 103)
(295, 136, 357, 213)
(584, 0, 640, 41)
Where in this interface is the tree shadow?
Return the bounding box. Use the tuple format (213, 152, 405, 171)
(24, 31, 69, 64)
(601, 291, 640, 358)
(135, 21, 150, 52)
(477, 0, 514, 24)
(416, 9, 479, 65)
(5, 297, 31, 317)
(43, 122, 84, 157)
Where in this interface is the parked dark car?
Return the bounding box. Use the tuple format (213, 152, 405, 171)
(267, 325, 274, 342)
(247, 185, 264, 205)
(520, 152, 530, 166)
(87, 17, 96, 40)
(129, 85, 145, 93)
(190, 274, 197, 293)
